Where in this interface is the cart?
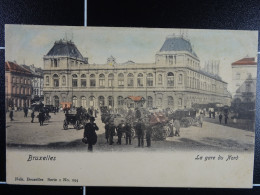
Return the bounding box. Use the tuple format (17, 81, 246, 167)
(63, 113, 81, 130)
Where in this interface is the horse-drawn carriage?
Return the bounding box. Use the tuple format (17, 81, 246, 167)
(63, 107, 90, 130)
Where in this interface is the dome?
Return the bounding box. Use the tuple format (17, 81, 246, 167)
(46, 40, 85, 60)
(159, 35, 197, 57)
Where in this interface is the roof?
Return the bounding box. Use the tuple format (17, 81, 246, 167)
(5, 61, 32, 75)
(125, 96, 145, 102)
(199, 69, 224, 83)
(232, 57, 257, 66)
(159, 35, 198, 57)
(46, 40, 84, 60)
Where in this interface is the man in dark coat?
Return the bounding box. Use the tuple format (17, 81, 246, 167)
(31, 111, 35, 123)
(219, 113, 223, 124)
(9, 109, 14, 121)
(38, 110, 45, 126)
(108, 123, 116, 145)
(104, 122, 110, 143)
(125, 122, 132, 145)
(116, 122, 125, 145)
(83, 117, 99, 151)
(146, 124, 152, 147)
(135, 119, 145, 147)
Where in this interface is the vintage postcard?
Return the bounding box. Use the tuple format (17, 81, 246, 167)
(5, 25, 258, 188)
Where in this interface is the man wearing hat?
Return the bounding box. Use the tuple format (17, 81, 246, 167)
(83, 116, 99, 151)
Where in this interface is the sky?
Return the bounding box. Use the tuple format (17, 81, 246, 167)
(5, 25, 259, 91)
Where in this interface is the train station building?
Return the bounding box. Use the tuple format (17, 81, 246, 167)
(43, 35, 231, 110)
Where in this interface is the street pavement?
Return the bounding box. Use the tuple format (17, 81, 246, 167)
(6, 111, 255, 152)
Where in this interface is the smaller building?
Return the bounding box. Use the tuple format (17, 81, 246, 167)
(231, 57, 257, 97)
(21, 64, 44, 102)
(5, 61, 33, 110)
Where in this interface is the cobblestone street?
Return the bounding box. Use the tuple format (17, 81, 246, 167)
(6, 111, 255, 152)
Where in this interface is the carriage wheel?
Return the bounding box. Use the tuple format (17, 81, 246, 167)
(75, 120, 81, 130)
(63, 120, 68, 130)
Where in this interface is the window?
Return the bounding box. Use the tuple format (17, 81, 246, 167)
(25, 79, 27, 84)
(17, 87, 19, 95)
(117, 96, 124, 107)
(53, 74, 59, 87)
(98, 96, 105, 107)
(169, 56, 173, 65)
(178, 74, 183, 84)
(108, 73, 114, 87)
(147, 96, 153, 108)
(137, 73, 143, 87)
(46, 76, 49, 85)
(108, 96, 114, 107)
(62, 76, 66, 86)
(167, 72, 174, 87)
(81, 74, 86, 87)
(46, 97, 50, 105)
(99, 74, 105, 87)
(118, 73, 124, 87)
(81, 96, 87, 108)
(158, 74, 162, 85)
(12, 86, 15, 94)
(127, 73, 134, 87)
(236, 72, 240, 80)
(147, 73, 153, 87)
(72, 74, 78, 87)
(90, 74, 96, 87)
(54, 59, 58, 67)
(178, 98, 182, 107)
(16, 78, 19, 83)
(72, 96, 78, 107)
(168, 96, 174, 106)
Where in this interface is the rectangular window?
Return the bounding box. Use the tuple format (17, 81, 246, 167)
(169, 56, 173, 65)
(81, 80, 86, 87)
(72, 80, 78, 87)
(128, 78, 134, 87)
(147, 78, 153, 87)
(54, 59, 58, 67)
(90, 79, 96, 87)
(108, 79, 113, 87)
(118, 80, 124, 87)
(99, 79, 105, 87)
(137, 78, 143, 87)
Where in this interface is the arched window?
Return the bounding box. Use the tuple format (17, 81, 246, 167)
(62, 76, 66, 86)
(108, 73, 114, 87)
(108, 96, 114, 107)
(147, 73, 153, 87)
(81, 74, 86, 87)
(72, 74, 78, 87)
(81, 96, 87, 108)
(98, 96, 105, 107)
(118, 73, 124, 87)
(89, 96, 95, 107)
(167, 72, 174, 87)
(158, 74, 162, 85)
(117, 96, 124, 107)
(168, 96, 174, 106)
(99, 74, 105, 87)
(137, 73, 143, 87)
(127, 73, 134, 87)
(72, 96, 78, 107)
(178, 74, 183, 84)
(147, 96, 153, 108)
(90, 74, 96, 87)
(53, 74, 59, 87)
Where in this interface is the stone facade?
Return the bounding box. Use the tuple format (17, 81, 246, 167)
(5, 61, 32, 110)
(43, 35, 231, 110)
